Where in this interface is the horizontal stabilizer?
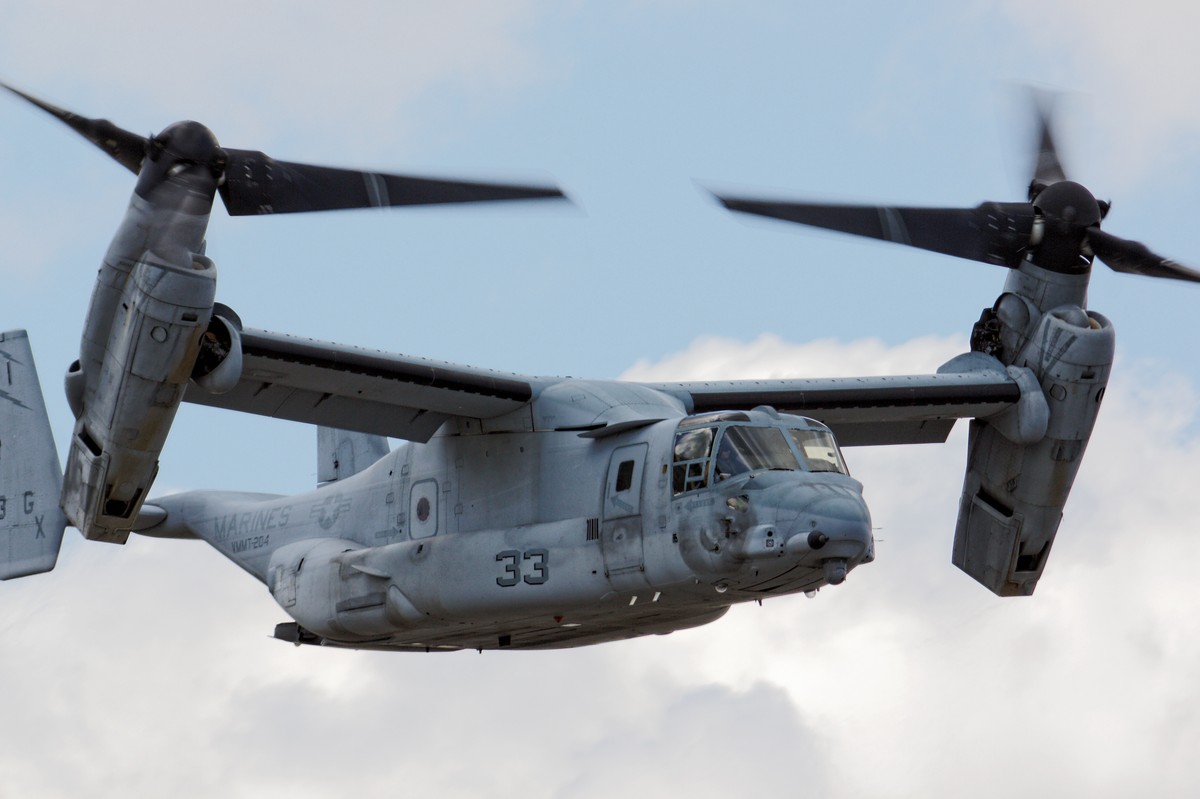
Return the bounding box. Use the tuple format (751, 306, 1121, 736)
(0, 331, 67, 579)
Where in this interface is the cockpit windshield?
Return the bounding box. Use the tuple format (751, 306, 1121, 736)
(671, 417, 850, 495)
(714, 426, 798, 481)
(789, 428, 848, 473)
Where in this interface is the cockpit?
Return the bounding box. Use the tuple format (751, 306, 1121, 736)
(671, 410, 848, 495)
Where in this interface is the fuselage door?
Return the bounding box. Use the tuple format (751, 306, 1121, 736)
(604, 443, 646, 519)
(601, 443, 649, 590)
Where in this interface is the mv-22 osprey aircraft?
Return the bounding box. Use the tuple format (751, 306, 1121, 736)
(1, 85, 1197, 652)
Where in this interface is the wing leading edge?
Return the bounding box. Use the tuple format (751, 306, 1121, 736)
(184, 328, 541, 442)
(185, 324, 1025, 448)
(646, 366, 1024, 446)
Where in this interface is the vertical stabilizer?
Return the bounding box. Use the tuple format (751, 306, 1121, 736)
(0, 330, 67, 579)
(317, 427, 389, 484)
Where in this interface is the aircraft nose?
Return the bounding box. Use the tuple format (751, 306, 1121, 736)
(796, 490, 873, 584)
(801, 490, 871, 542)
(732, 479, 874, 583)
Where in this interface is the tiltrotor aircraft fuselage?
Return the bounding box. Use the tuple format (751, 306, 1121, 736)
(1, 85, 1196, 652)
(147, 404, 870, 651)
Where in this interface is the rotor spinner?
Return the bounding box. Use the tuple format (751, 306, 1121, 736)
(1028, 180, 1103, 276)
(148, 121, 225, 173)
(133, 121, 226, 214)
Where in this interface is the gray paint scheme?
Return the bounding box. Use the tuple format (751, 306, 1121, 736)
(184, 330, 1023, 447)
(317, 427, 390, 484)
(0, 331, 67, 579)
(138, 407, 874, 650)
(0, 85, 1149, 651)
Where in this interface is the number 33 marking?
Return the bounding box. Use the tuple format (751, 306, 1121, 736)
(496, 549, 549, 587)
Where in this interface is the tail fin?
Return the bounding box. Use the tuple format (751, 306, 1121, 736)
(317, 426, 389, 484)
(0, 330, 67, 579)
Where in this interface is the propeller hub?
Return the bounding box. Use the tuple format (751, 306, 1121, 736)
(149, 121, 226, 176)
(134, 121, 224, 213)
(1029, 180, 1100, 273)
(1032, 180, 1102, 231)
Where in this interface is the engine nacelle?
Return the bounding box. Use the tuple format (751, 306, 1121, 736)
(190, 306, 243, 395)
(60, 253, 217, 542)
(953, 302, 1114, 596)
(64, 359, 85, 419)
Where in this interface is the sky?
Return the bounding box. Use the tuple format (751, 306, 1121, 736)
(1, 1, 1199, 795)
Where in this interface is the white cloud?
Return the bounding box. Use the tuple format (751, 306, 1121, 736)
(0, 0, 546, 155)
(3, 334, 1195, 796)
(1, 2, 1198, 792)
(621, 332, 965, 381)
(619, 336, 1200, 796)
(997, 0, 1200, 188)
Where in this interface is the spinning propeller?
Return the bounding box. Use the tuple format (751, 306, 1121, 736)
(2, 82, 566, 214)
(715, 100, 1200, 284)
(0, 82, 567, 543)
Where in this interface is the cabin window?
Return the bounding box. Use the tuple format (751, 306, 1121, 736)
(672, 427, 715, 495)
(615, 460, 635, 492)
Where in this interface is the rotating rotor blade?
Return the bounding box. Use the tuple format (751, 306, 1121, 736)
(1087, 227, 1200, 284)
(716, 195, 1037, 268)
(2, 82, 147, 174)
(4, 84, 567, 214)
(219, 149, 566, 216)
(1030, 98, 1067, 198)
(715, 91, 1197, 288)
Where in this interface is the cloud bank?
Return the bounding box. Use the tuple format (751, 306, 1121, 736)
(1, 334, 1195, 797)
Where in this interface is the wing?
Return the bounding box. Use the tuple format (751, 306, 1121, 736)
(187, 326, 1025, 446)
(184, 328, 540, 442)
(645, 368, 1023, 446)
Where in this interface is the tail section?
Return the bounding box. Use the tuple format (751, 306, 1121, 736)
(0, 331, 67, 579)
(317, 426, 389, 484)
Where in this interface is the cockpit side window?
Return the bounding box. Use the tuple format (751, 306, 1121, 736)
(789, 428, 849, 474)
(672, 427, 715, 495)
(714, 426, 799, 481)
